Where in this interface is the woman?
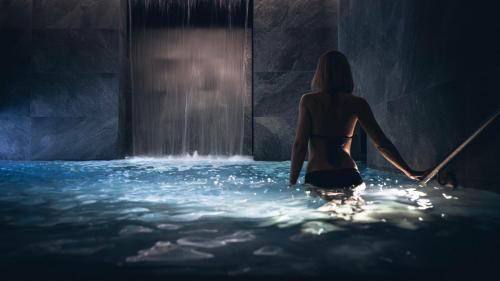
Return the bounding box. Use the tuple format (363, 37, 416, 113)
(290, 50, 428, 188)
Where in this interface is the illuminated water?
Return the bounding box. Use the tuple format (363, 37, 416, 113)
(1, 158, 499, 279)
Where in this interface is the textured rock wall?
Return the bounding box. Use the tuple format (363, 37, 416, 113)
(0, 0, 128, 160)
(253, 0, 340, 160)
(339, 0, 500, 189)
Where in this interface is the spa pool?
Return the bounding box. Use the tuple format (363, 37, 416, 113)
(1, 158, 499, 280)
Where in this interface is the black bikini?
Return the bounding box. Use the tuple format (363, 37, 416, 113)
(305, 168, 363, 189)
(305, 134, 363, 189)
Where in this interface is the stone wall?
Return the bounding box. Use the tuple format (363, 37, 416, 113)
(253, 0, 339, 160)
(339, 0, 500, 189)
(2, 0, 498, 180)
(0, 0, 128, 160)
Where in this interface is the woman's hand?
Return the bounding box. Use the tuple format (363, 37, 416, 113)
(405, 169, 432, 181)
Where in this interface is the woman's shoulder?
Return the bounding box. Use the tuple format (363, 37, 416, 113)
(348, 94, 367, 105)
(300, 92, 369, 109)
(298, 92, 316, 104)
(347, 95, 372, 115)
(300, 91, 324, 102)
(302, 91, 322, 97)
(351, 95, 371, 108)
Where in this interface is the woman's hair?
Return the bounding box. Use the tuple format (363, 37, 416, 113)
(311, 50, 354, 94)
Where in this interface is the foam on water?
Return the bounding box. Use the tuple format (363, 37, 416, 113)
(253, 246, 284, 256)
(126, 241, 214, 262)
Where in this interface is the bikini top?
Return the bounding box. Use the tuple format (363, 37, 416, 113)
(309, 97, 352, 147)
(310, 134, 352, 147)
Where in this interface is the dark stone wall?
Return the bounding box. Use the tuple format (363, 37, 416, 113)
(339, 0, 500, 189)
(3, 0, 497, 177)
(0, 0, 128, 160)
(253, 0, 339, 160)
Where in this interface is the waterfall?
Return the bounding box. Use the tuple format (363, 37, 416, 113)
(129, 0, 252, 156)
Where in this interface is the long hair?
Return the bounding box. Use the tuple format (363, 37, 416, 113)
(311, 50, 354, 96)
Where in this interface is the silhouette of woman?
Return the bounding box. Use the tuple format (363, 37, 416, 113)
(290, 50, 428, 188)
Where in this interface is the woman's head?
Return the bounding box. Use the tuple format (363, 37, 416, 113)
(311, 50, 354, 94)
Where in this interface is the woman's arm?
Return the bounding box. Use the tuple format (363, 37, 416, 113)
(356, 99, 423, 180)
(290, 96, 312, 184)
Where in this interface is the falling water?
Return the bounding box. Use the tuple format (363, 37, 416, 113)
(130, 0, 252, 156)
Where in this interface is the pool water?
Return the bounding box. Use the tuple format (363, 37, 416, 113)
(1, 158, 499, 280)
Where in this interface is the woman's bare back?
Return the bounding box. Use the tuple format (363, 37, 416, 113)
(302, 91, 362, 173)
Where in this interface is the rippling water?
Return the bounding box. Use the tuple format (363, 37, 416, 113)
(0, 158, 499, 279)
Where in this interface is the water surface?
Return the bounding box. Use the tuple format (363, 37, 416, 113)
(0, 158, 499, 279)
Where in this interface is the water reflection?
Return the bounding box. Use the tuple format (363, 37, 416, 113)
(1, 158, 500, 274)
(0, 158, 457, 233)
(306, 183, 366, 221)
(0, 157, 500, 276)
(300, 181, 437, 231)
